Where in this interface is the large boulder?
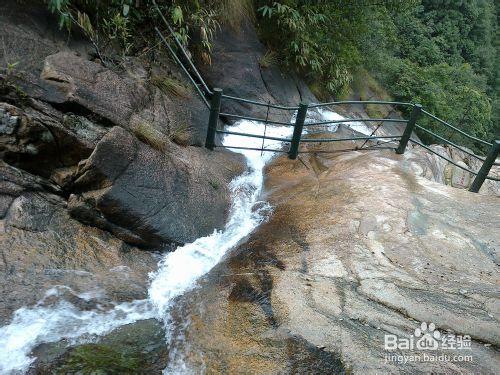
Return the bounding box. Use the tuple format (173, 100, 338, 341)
(38, 52, 209, 146)
(68, 126, 245, 248)
(0, 161, 157, 324)
(40, 52, 148, 127)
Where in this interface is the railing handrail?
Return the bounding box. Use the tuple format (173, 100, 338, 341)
(219, 112, 293, 126)
(153, 0, 213, 97)
(153, 14, 498, 193)
(415, 124, 490, 163)
(220, 94, 299, 111)
(309, 100, 413, 108)
(421, 109, 492, 147)
(300, 135, 401, 143)
(304, 118, 408, 127)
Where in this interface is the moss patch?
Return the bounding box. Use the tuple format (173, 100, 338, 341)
(56, 344, 144, 374)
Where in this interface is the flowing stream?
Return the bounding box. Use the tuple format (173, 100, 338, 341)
(0, 118, 294, 374)
(0, 108, 370, 374)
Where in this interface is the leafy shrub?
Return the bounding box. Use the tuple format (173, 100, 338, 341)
(45, 1, 224, 64)
(380, 59, 493, 152)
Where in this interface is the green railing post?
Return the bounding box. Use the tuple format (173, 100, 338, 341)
(396, 104, 422, 154)
(469, 140, 500, 193)
(205, 88, 223, 150)
(288, 102, 308, 160)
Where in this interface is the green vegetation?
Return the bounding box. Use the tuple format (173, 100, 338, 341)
(56, 344, 143, 374)
(365, 0, 499, 152)
(255, 0, 498, 153)
(169, 122, 192, 146)
(45, 0, 498, 153)
(259, 50, 278, 69)
(45, 0, 252, 64)
(132, 120, 191, 149)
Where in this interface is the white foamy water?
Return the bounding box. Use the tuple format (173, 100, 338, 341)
(316, 107, 372, 135)
(148, 120, 293, 315)
(0, 108, 373, 374)
(0, 119, 293, 374)
(0, 287, 154, 374)
(150, 119, 294, 373)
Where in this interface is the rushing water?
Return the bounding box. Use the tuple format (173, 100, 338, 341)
(0, 108, 370, 374)
(0, 119, 293, 374)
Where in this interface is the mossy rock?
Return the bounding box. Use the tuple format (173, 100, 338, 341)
(34, 319, 169, 374)
(56, 344, 144, 374)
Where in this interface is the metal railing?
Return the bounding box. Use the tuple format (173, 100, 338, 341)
(153, 3, 499, 194)
(205, 88, 499, 193)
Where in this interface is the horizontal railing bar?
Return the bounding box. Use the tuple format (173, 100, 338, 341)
(421, 110, 492, 147)
(216, 130, 291, 142)
(409, 139, 478, 176)
(221, 94, 299, 111)
(309, 100, 413, 108)
(305, 118, 408, 127)
(298, 146, 397, 154)
(217, 145, 287, 153)
(300, 135, 401, 143)
(415, 124, 487, 162)
(220, 112, 293, 126)
(155, 27, 210, 109)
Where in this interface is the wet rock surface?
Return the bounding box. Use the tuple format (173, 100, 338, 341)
(69, 126, 246, 248)
(169, 149, 499, 373)
(404, 143, 500, 195)
(0, 161, 158, 324)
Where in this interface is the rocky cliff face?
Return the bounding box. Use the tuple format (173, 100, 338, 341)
(198, 19, 316, 123)
(166, 149, 499, 373)
(0, 0, 249, 251)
